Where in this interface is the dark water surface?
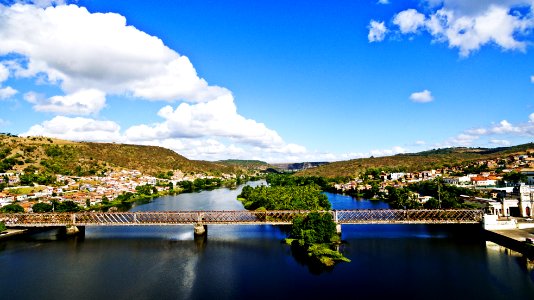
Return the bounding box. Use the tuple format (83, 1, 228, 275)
(1, 181, 533, 299)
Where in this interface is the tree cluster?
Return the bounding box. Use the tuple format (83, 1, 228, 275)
(0, 203, 24, 213)
(238, 184, 330, 211)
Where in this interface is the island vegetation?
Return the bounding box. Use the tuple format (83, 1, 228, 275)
(238, 174, 350, 267)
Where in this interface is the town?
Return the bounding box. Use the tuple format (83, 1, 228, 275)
(0, 168, 244, 212)
(333, 153, 534, 219)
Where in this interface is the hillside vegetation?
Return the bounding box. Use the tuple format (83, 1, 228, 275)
(216, 159, 270, 170)
(297, 143, 534, 178)
(0, 134, 239, 176)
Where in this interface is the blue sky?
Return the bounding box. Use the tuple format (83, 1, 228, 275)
(0, 0, 533, 162)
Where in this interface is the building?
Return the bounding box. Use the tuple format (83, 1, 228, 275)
(485, 184, 534, 218)
(521, 168, 534, 185)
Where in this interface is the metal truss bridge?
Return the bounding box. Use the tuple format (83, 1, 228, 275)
(0, 209, 483, 227)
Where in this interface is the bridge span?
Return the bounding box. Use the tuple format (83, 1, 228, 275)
(0, 209, 484, 229)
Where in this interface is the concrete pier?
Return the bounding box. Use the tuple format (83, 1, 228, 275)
(64, 225, 85, 236)
(335, 224, 342, 235)
(194, 224, 208, 236)
(485, 228, 534, 257)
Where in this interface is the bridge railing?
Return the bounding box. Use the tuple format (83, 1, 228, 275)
(335, 209, 484, 224)
(0, 209, 484, 227)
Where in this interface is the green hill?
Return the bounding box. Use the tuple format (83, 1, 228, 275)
(296, 143, 534, 178)
(0, 134, 239, 176)
(216, 159, 270, 170)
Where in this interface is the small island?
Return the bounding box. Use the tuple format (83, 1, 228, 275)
(238, 174, 350, 267)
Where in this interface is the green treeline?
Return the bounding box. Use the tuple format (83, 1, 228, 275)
(238, 184, 330, 210)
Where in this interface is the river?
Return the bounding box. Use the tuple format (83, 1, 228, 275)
(1, 181, 533, 300)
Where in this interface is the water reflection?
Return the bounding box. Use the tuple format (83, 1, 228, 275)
(2, 182, 534, 299)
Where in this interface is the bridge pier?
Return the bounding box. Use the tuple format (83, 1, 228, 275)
(194, 224, 208, 237)
(63, 225, 85, 236)
(336, 224, 342, 235)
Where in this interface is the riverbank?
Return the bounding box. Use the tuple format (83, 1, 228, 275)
(0, 228, 27, 240)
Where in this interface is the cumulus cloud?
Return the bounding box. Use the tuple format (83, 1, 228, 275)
(444, 113, 534, 147)
(445, 133, 480, 147)
(409, 89, 434, 103)
(0, 3, 228, 113)
(393, 9, 426, 34)
(368, 20, 387, 42)
(22, 116, 122, 141)
(374, 1, 534, 56)
(0, 64, 9, 83)
(0, 86, 17, 100)
(0, 63, 17, 99)
(340, 146, 407, 160)
(124, 94, 286, 148)
(24, 89, 106, 115)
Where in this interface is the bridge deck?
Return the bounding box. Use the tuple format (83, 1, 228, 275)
(0, 209, 484, 227)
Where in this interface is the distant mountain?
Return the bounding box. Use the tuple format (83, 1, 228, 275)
(0, 134, 241, 176)
(271, 162, 329, 172)
(296, 143, 534, 178)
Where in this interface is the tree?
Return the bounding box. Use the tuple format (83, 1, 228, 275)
(291, 212, 337, 245)
(55, 201, 81, 212)
(502, 171, 527, 184)
(423, 198, 440, 209)
(0, 221, 6, 232)
(0, 203, 24, 213)
(32, 202, 53, 213)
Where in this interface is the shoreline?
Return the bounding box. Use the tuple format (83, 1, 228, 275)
(0, 228, 28, 240)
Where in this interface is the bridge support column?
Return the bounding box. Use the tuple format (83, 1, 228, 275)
(336, 224, 342, 235)
(194, 224, 207, 237)
(64, 225, 85, 236)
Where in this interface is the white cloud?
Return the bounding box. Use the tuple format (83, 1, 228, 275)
(22, 116, 122, 141)
(0, 86, 17, 99)
(445, 112, 534, 147)
(409, 89, 434, 103)
(380, 1, 534, 56)
(445, 133, 480, 146)
(490, 139, 511, 146)
(0, 64, 17, 99)
(531, 75, 534, 83)
(125, 94, 287, 148)
(340, 146, 407, 159)
(393, 9, 426, 34)
(0, 4, 228, 108)
(377, 0, 390, 4)
(368, 20, 387, 42)
(0, 64, 9, 83)
(24, 89, 106, 115)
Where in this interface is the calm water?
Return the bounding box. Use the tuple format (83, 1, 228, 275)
(1, 181, 533, 300)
